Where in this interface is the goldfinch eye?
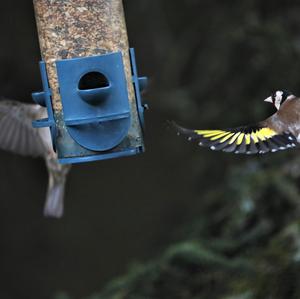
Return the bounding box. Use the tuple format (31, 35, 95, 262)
(272, 93, 276, 102)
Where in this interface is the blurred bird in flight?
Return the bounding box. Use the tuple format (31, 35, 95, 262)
(174, 90, 300, 154)
(0, 99, 71, 218)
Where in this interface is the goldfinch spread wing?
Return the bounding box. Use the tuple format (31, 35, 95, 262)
(173, 122, 297, 154)
(0, 100, 48, 157)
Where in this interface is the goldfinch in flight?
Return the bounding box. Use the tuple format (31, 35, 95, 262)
(173, 90, 300, 154)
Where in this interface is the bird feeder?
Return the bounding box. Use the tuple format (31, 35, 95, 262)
(32, 0, 147, 164)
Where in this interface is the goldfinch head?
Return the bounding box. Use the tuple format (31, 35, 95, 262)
(264, 90, 294, 110)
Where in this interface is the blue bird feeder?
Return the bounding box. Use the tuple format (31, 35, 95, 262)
(32, 0, 148, 164)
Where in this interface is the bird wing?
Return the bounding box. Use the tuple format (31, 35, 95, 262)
(0, 99, 49, 157)
(173, 122, 298, 154)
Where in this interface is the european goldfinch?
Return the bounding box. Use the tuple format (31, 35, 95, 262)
(173, 90, 300, 154)
(0, 99, 71, 217)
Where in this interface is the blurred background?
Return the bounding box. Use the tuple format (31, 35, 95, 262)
(1, 0, 300, 298)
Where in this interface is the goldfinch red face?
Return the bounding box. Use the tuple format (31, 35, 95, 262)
(264, 90, 294, 110)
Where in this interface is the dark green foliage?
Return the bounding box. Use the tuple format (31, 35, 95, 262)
(87, 158, 300, 299)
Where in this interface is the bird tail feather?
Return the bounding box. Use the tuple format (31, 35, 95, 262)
(44, 173, 65, 218)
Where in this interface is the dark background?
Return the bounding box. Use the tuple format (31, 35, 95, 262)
(1, 1, 300, 299)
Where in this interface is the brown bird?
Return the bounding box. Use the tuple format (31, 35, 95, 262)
(173, 90, 300, 154)
(0, 99, 71, 217)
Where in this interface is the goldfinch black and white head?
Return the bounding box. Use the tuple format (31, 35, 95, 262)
(264, 90, 295, 110)
(173, 91, 300, 155)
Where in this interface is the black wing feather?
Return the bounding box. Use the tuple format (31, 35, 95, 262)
(172, 121, 298, 155)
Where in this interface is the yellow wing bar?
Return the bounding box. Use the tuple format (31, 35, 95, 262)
(192, 127, 297, 154)
(195, 128, 277, 144)
(173, 122, 297, 154)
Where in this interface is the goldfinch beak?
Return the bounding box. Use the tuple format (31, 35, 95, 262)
(264, 96, 273, 103)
